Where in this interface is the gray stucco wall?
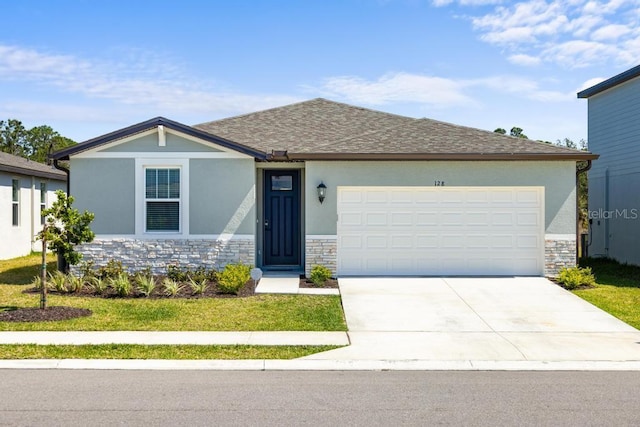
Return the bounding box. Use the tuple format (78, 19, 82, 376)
(70, 158, 135, 234)
(190, 159, 255, 235)
(101, 133, 222, 153)
(586, 76, 640, 266)
(304, 160, 576, 235)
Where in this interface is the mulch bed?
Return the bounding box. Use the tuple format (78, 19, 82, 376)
(23, 279, 257, 299)
(0, 306, 92, 322)
(547, 277, 596, 290)
(299, 278, 339, 289)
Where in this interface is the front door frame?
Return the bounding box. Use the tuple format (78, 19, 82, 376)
(257, 165, 304, 271)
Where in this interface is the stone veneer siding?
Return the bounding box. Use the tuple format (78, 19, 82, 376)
(305, 237, 337, 277)
(72, 238, 255, 275)
(544, 236, 577, 277)
(306, 235, 575, 278)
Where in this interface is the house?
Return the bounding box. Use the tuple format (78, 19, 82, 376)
(578, 65, 640, 266)
(50, 99, 596, 277)
(0, 152, 67, 260)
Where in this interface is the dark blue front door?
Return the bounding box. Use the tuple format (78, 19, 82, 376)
(264, 170, 301, 266)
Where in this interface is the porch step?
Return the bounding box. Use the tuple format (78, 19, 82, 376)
(255, 276, 300, 294)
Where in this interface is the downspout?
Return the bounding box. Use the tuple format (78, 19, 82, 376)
(53, 159, 70, 194)
(576, 160, 592, 264)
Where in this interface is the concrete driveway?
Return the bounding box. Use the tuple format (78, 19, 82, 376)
(305, 277, 640, 362)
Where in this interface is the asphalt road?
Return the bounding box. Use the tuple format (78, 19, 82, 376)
(1, 370, 639, 426)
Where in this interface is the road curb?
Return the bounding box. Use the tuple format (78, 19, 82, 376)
(2, 359, 640, 371)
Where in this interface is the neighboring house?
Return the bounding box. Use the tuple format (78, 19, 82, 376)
(51, 99, 596, 277)
(0, 152, 67, 260)
(578, 65, 640, 266)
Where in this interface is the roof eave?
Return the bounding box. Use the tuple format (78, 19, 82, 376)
(577, 64, 640, 98)
(286, 152, 599, 161)
(50, 117, 268, 161)
(0, 164, 67, 180)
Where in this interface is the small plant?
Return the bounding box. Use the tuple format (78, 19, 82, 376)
(110, 273, 132, 297)
(31, 275, 43, 291)
(557, 266, 596, 290)
(216, 263, 251, 295)
(309, 265, 332, 286)
(189, 266, 209, 283)
(39, 190, 95, 272)
(167, 265, 189, 282)
(67, 274, 85, 293)
(98, 259, 126, 280)
(136, 275, 156, 298)
(162, 278, 183, 297)
(89, 277, 108, 295)
(79, 260, 96, 281)
(189, 277, 209, 296)
(48, 271, 68, 293)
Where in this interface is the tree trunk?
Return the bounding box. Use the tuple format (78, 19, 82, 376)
(57, 252, 68, 274)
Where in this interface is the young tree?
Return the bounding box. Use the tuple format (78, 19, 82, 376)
(40, 190, 95, 273)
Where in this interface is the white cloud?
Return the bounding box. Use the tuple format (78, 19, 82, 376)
(316, 72, 573, 109)
(508, 53, 542, 66)
(591, 23, 631, 40)
(458, 0, 640, 67)
(0, 44, 300, 118)
(319, 72, 476, 108)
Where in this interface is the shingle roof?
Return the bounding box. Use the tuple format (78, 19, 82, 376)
(0, 152, 67, 180)
(195, 98, 597, 160)
(578, 64, 640, 98)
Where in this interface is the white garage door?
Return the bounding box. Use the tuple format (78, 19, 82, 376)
(337, 186, 544, 276)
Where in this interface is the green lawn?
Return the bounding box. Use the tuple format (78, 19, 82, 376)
(0, 344, 340, 359)
(574, 258, 640, 330)
(0, 254, 347, 332)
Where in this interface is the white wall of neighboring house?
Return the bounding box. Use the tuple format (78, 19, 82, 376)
(0, 172, 66, 260)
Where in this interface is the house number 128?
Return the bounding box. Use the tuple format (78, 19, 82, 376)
(434, 181, 445, 186)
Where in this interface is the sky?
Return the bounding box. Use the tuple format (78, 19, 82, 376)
(0, 0, 638, 145)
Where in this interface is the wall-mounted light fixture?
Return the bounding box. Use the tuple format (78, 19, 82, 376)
(317, 182, 327, 204)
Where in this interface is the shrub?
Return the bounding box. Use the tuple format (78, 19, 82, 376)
(216, 263, 251, 295)
(98, 259, 126, 280)
(162, 278, 183, 297)
(557, 266, 596, 290)
(310, 265, 332, 286)
(136, 275, 156, 298)
(189, 266, 208, 283)
(189, 278, 209, 296)
(67, 274, 85, 293)
(48, 271, 68, 293)
(79, 261, 95, 281)
(89, 277, 108, 295)
(31, 275, 43, 291)
(110, 273, 132, 297)
(167, 265, 189, 282)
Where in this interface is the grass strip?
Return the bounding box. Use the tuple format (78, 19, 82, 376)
(574, 258, 640, 330)
(0, 344, 342, 360)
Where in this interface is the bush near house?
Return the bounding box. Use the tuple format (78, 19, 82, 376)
(216, 263, 252, 295)
(310, 265, 332, 286)
(556, 266, 596, 290)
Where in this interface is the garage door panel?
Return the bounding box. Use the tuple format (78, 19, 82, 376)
(391, 212, 413, 226)
(365, 235, 387, 249)
(337, 186, 544, 276)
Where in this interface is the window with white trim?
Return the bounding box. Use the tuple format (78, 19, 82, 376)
(11, 179, 19, 226)
(145, 168, 180, 232)
(40, 182, 47, 225)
